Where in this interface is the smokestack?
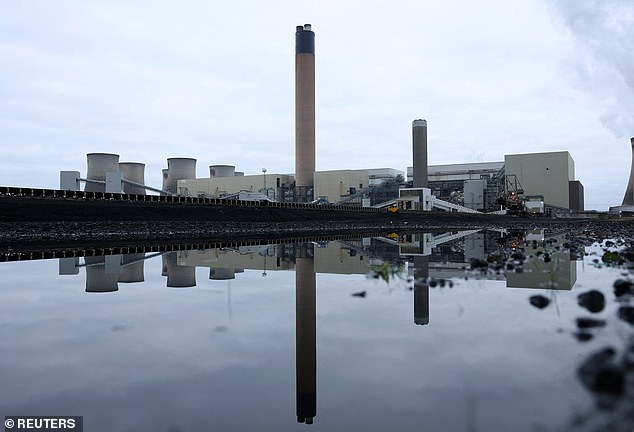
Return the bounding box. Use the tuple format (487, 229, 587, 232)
(295, 24, 316, 200)
(623, 137, 634, 206)
(85, 153, 119, 192)
(412, 119, 428, 188)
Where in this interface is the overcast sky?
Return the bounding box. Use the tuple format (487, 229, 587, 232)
(1, 0, 632, 210)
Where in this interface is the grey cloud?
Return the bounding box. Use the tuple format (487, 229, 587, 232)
(548, 0, 634, 137)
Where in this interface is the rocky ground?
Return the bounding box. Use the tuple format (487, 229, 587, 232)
(1, 215, 633, 253)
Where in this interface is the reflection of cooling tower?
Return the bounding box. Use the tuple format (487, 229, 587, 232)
(165, 158, 196, 194)
(85, 256, 119, 293)
(412, 120, 428, 188)
(413, 256, 429, 325)
(85, 153, 119, 192)
(162, 169, 169, 192)
(234, 171, 244, 177)
(118, 162, 146, 195)
(209, 165, 235, 178)
(295, 24, 316, 192)
(296, 252, 316, 424)
(119, 254, 145, 283)
(162, 252, 196, 288)
(209, 268, 236, 280)
(622, 137, 634, 206)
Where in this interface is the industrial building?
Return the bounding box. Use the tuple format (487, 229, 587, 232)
(405, 151, 584, 212)
(61, 24, 589, 214)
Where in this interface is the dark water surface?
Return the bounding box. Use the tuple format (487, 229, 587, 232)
(0, 230, 632, 431)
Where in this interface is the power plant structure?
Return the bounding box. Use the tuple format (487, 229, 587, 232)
(609, 137, 634, 213)
(48, 23, 595, 215)
(164, 158, 197, 195)
(622, 137, 634, 207)
(412, 119, 428, 188)
(85, 153, 119, 192)
(295, 24, 316, 202)
(118, 162, 146, 195)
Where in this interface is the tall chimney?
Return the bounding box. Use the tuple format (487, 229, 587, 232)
(623, 137, 634, 206)
(295, 24, 316, 200)
(412, 119, 428, 188)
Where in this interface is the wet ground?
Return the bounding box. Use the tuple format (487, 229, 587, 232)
(1, 223, 633, 430)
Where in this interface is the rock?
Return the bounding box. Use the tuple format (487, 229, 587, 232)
(577, 290, 605, 313)
(617, 306, 634, 325)
(576, 317, 607, 329)
(529, 295, 550, 309)
(601, 251, 621, 264)
(613, 279, 634, 297)
(573, 331, 593, 342)
(577, 347, 625, 396)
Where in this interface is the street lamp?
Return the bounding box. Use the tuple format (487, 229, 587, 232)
(262, 168, 267, 198)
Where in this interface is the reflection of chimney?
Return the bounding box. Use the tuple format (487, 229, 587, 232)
(412, 119, 428, 188)
(295, 24, 316, 200)
(622, 137, 634, 206)
(296, 245, 316, 424)
(413, 256, 429, 325)
(85, 256, 119, 293)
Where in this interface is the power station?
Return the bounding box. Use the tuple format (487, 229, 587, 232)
(36, 23, 634, 215)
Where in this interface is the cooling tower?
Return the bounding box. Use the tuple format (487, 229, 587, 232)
(85, 256, 119, 293)
(234, 171, 245, 177)
(118, 162, 146, 195)
(85, 153, 119, 192)
(165, 158, 196, 194)
(622, 137, 634, 206)
(162, 252, 196, 288)
(209, 165, 236, 178)
(209, 268, 236, 280)
(295, 24, 316, 199)
(412, 119, 428, 188)
(118, 254, 145, 283)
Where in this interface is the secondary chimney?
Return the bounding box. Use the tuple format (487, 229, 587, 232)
(412, 119, 428, 188)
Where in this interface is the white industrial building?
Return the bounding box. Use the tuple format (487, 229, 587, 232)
(505, 151, 583, 210)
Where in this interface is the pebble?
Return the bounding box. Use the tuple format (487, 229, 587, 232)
(577, 290, 606, 313)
